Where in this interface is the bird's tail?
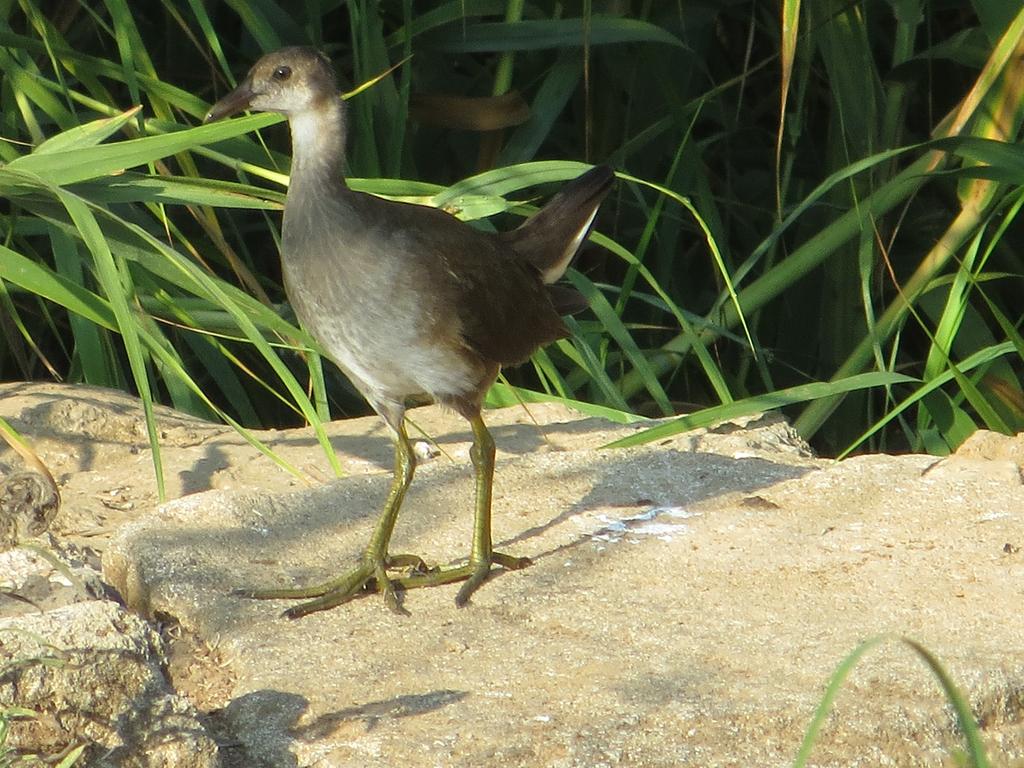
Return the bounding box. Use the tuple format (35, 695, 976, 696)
(502, 165, 614, 284)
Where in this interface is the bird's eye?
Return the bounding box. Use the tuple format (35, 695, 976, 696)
(272, 65, 292, 81)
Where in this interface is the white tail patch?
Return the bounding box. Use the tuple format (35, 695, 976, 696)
(540, 205, 599, 284)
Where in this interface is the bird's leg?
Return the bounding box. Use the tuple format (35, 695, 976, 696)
(236, 420, 424, 618)
(390, 413, 531, 604)
(455, 413, 532, 605)
(236, 412, 528, 615)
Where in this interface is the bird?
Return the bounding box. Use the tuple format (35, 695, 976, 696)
(205, 46, 613, 618)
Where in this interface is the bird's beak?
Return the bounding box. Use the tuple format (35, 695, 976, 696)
(204, 81, 257, 123)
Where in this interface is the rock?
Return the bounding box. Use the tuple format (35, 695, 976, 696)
(0, 536, 106, 616)
(0, 471, 61, 548)
(3, 384, 1024, 766)
(104, 423, 1024, 767)
(954, 429, 1024, 469)
(0, 600, 219, 767)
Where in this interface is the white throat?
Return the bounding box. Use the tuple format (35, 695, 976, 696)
(287, 100, 346, 178)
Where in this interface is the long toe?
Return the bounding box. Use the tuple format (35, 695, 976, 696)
(281, 561, 404, 618)
(386, 553, 434, 573)
(282, 569, 379, 618)
(491, 552, 532, 571)
(235, 558, 401, 619)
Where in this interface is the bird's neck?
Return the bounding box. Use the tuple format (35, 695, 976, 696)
(288, 98, 348, 187)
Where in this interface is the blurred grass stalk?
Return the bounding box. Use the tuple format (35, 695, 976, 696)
(793, 635, 991, 768)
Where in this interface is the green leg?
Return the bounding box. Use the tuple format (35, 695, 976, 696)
(237, 421, 424, 618)
(392, 414, 531, 605)
(455, 413, 531, 604)
(236, 413, 529, 616)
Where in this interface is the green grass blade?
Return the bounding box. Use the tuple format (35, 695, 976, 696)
(839, 341, 1015, 457)
(422, 17, 685, 53)
(567, 269, 672, 415)
(0, 242, 116, 329)
(793, 636, 990, 768)
(607, 372, 916, 449)
(899, 640, 990, 767)
(8, 114, 282, 185)
(561, 319, 632, 413)
(48, 227, 116, 386)
(486, 382, 644, 424)
(792, 636, 886, 768)
(33, 106, 141, 154)
(54, 189, 166, 500)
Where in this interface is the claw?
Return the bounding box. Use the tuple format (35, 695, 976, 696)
(455, 552, 532, 607)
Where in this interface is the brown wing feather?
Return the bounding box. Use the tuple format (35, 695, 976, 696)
(359, 167, 613, 369)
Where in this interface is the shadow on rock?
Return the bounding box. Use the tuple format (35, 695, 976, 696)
(220, 688, 467, 766)
(297, 688, 467, 737)
(220, 689, 306, 768)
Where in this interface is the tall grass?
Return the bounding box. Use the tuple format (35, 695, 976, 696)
(0, 1, 1022, 495)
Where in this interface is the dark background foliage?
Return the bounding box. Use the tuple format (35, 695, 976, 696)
(1, 1, 1022, 476)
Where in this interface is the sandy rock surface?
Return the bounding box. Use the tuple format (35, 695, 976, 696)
(1, 382, 1022, 767)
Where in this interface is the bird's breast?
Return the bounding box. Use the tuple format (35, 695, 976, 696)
(278, 214, 486, 405)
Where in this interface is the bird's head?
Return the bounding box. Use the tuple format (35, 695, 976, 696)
(205, 46, 338, 122)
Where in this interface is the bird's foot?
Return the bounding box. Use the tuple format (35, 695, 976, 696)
(234, 551, 531, 617)
(233, 553, 433, 619)
(395, 550, 532, 607)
